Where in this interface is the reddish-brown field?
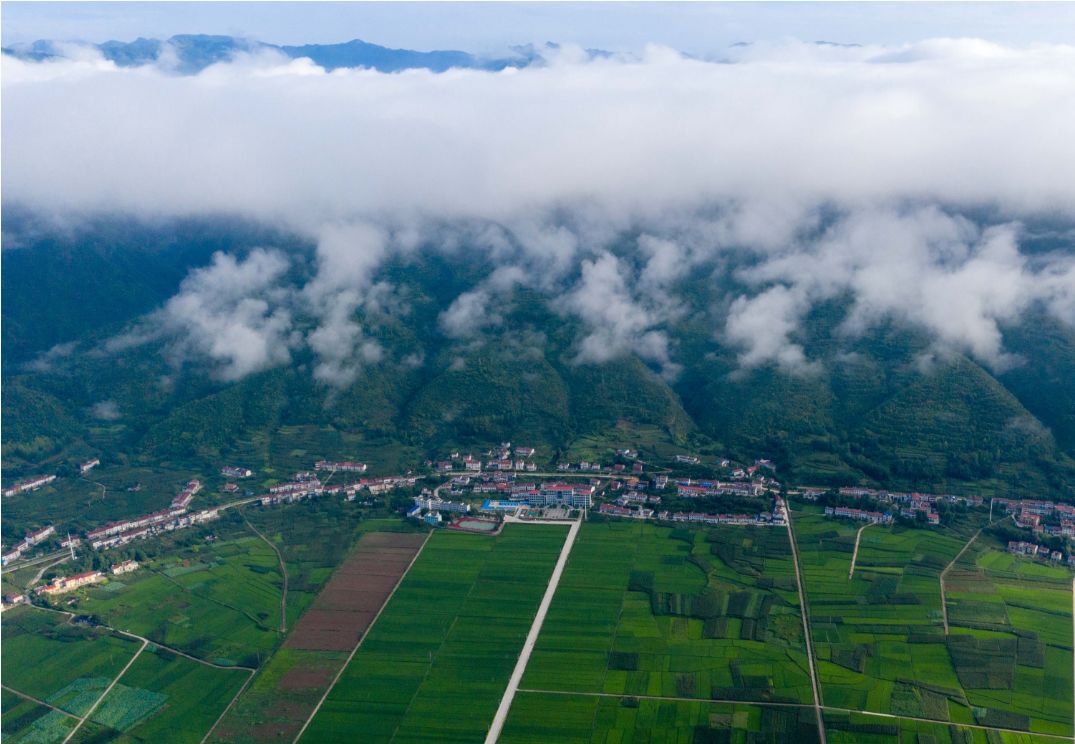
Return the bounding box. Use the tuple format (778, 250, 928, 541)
(210, 531, 426, 742)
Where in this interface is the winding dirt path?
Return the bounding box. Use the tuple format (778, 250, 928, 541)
(242, 508, 289, 633)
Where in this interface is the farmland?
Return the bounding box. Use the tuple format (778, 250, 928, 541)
(500, 692, 821, 743)
(519, 520, 813, 705)
(0, 606, 142, 718)
(68, 645, 249, 743)
(73, 533, 285, 666)
(212, 529, 427, 742)
(299, 524, 569, 743)
(792, 504, 1073, 738)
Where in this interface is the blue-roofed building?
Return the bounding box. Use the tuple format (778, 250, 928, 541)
(406, 504, 422, 519)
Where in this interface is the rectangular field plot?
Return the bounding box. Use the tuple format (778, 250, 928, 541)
(300, 524, 569, 744)
(68, 646, 249, 744)
(521, 520, 814, 705)
(500, 692, 821, 743)
(0, 606, 142, 717)
(210, 530, 426, 743)
(824, 710, 1065, 744)
(943, 537, 1073, 737)
(1, 687, 78, 744)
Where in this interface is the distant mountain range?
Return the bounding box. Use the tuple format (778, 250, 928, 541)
(1, 33, 582, 73)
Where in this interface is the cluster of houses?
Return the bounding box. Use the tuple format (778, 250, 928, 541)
(815, 487, 986, 525)
(445, 475, 596, 509)
(676, 479, 765, 498)
(429, 444, 539, 474)
(1007, 541, 1075, 566)
(314, 460, 368, 473)
(2, 474, 57, 498)
(994, 499, 1075, 538)
(221, 466, 254, 479)
(1, 525, 57, 566)
(823, 506, 895, 524)
(598, 494, 789, 527)
(258, 469, 417, 507)
(86, 480, 219, 550)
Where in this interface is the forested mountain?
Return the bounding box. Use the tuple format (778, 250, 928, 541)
(3, 215, 1073, 500)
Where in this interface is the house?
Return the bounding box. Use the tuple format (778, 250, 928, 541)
(314, 461, 367, 473)
(3, 593, 27, 606)
(221, 466, 254, 478)
(1, 549, 22, 566)
(515, 447, 536, 458)
(423, 512, 443, 527)
(26, 525, 56, 545)
(675, 455, 700, 465)
(3, 474, 57, 497)
(80, 458, 101, 474)
(38, 571, 104, 596)
(222, 483, 239, 493)
(111, 560, 139, 575)
(61, 536, 81, 549)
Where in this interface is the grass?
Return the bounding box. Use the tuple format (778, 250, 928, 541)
(521, 519, 814, 706)
(300, 524, 569, 743)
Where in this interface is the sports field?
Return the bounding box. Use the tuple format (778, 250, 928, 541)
(299, 523, 569, 743)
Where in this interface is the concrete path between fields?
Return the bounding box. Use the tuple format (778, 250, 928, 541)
(485, 518, 581, 743)
(848, 522, 874, 580)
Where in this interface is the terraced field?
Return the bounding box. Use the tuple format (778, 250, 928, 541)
(299, 524, 569, 743)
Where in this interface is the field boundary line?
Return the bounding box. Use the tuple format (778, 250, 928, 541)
(939, 526, 986, 635)
(515, 689, 1075, 741)
(485, 518, 581, 744)
(785, 507, 827, 744)
(241, 507, 289, 633)
(61, 637, 148, 743)
(1, 683, 81, 719)
(291, 529, 432, 744)
(848, 522, 873, 579)
(199, 668, 258, 744)
(32, 605, 256, 672)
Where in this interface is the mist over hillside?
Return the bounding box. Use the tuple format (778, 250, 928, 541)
(2, 36, 1074, 498)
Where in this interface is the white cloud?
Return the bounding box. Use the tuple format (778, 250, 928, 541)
(158, 249, 295, 380)
(4, 38, 1075, 379)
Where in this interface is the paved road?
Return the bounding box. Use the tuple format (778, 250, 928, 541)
(784, 507, 827, 744)
(848, 522, 874, 580)
(485, 518, 581, 744)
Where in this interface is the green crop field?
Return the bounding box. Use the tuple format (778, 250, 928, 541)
(792, 504, 1073, 738)
(500, 692, 821, 743)
(944, 536, 1073, 737)
(823, 710, 1065, 743)
(68, 645, 250, 743)
(1, 686, 79, 744)
(521, 519, 813, 708)
(72, 534, 285, 666)
(0, 606, 142, 717)
(300, 524, 569, 743)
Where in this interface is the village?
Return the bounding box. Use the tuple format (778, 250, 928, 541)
(4, 444, 1075, 608)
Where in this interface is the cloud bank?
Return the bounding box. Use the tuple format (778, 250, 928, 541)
(3, 39, 1074, 381)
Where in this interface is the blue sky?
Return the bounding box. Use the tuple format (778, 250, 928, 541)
(4, 2, 1075, 52)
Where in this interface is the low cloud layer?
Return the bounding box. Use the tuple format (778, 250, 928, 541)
(4, 39, 1075, 381)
